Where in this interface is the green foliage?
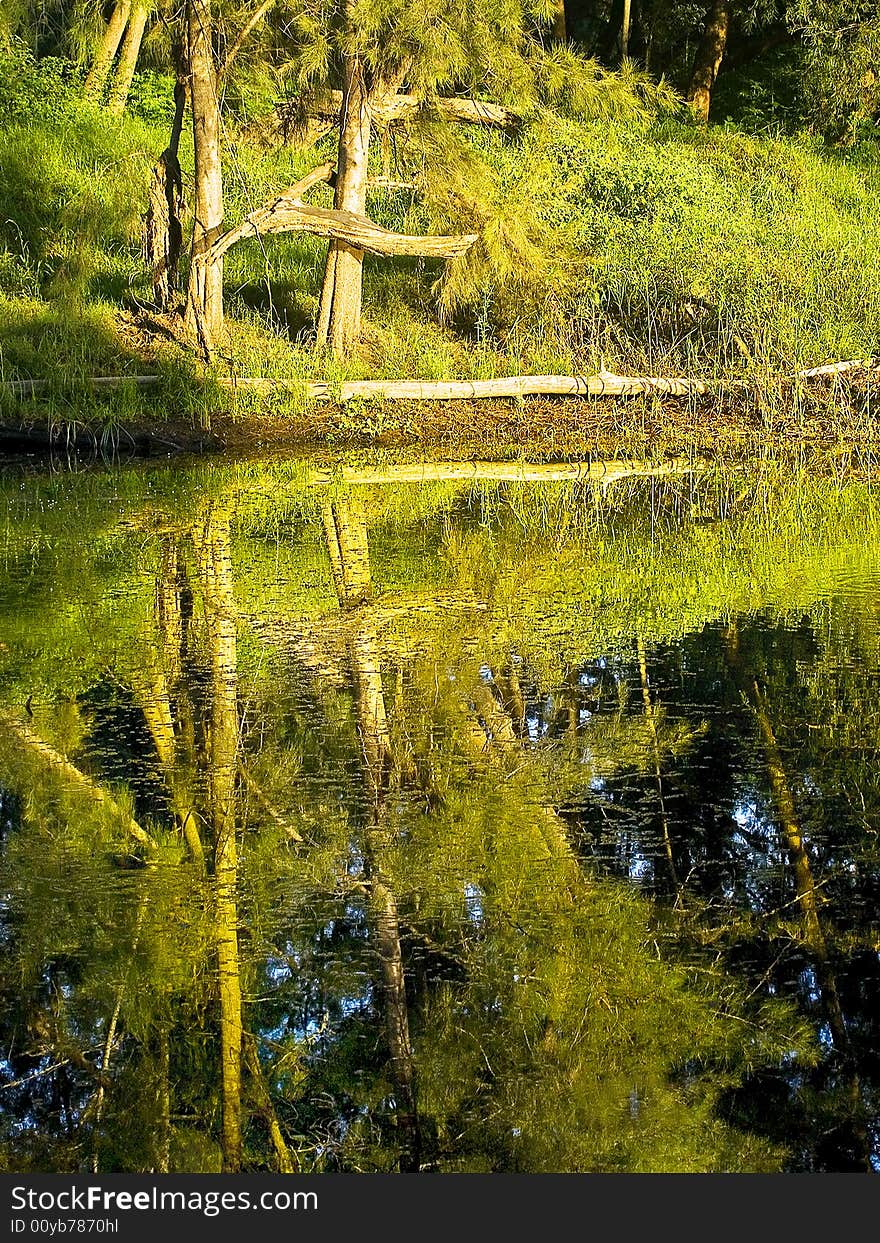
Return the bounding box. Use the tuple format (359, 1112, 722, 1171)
(0, 41, 78, 124)
(0, 50, 155, 303)
(0, 7, 878, 403)
(125, 69, 176, 128)
(789, 0, 880, 136)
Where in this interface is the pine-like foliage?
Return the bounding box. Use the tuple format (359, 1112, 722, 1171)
(278, 0, 679, 321)
(788, 1, 880, 135)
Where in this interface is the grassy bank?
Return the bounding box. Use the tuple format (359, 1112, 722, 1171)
(1, 51, 879, 450)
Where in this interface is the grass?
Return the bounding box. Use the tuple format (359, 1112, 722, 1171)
(0, 52, 879, 442)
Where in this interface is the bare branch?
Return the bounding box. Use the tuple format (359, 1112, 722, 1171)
(219, 0, 277, 79)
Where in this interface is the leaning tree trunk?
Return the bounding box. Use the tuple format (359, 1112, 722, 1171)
(107, 1, 149, 115)
(184, 0, 224, 354)
(84, 0, 132, 100)
(146, 77, 186, 309)
(688, 0, 731, 123)
(315, 47, 372, 355)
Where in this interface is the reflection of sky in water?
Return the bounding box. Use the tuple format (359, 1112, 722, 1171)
(464, 882, 484, 924)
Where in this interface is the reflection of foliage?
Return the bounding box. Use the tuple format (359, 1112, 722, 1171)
(1, 460, 879, 1170)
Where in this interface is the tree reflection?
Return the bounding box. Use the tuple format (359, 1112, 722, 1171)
(0, 463, 878, 1171)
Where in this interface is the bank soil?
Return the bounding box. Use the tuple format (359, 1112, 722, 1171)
(0, 372, 877, 463)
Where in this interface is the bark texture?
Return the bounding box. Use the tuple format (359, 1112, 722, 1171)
(688, 0, 731, 123)
(184, 0, 224, 353)
(107, 1, 148, 114)
(145, 80, 186, 310)
(207, 191, 477, 265)
(84, 1, 132, 100)
(316, 50, 373, 354)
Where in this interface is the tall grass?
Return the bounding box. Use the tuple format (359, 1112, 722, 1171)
(1, 48, 879, 426)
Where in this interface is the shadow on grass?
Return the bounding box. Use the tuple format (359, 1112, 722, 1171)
(0, 300, 232, 458)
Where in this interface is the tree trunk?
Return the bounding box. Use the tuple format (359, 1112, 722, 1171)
(598, 0, 625, 64)
(350, 626, 421, 1173)
(723, 627, 849, 1054)
(636, 637, 679, 893)
(321, 506, 421, 1172)
(322, 500, 373, 608)
(84, 1, 132, 101)
(107, 1, 148, 114)
(621, 0, 632, 59)
(687, 0, 731, 123)
(137, 537, 205, 865)
(184, 0, 224, 354)
(0, 709, 155, 847)
(315, 47, 372, 355)
(154, 1026, 171, 1173)
(552, 0, 566, 42)
(146, 78, 186, 310)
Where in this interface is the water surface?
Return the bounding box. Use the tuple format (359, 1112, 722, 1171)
(1, 455, 878, 1173)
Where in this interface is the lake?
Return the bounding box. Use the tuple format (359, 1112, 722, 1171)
(1, 453, 878, 1173)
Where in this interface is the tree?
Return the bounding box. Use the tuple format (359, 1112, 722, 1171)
(183, 0, 224, 350)
(789, 1, 880, 134)
(106, 0, 149, 114)
(688, 0, 732, 121)
(83, 1, 132, 99)
(243, 0, 675, 354)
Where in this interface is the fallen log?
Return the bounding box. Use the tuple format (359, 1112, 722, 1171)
(299, 458, 703, 486)
(312, 90, 519, 131)
(300, 373, 708, 400)
(797, 358, 879, 378)
(1, 371, 707, 401)
(1, 371, 708, 401)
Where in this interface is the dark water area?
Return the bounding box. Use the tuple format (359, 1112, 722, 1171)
(0, 454, 879, 1173)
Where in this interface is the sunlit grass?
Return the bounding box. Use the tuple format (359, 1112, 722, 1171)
(1, 69, 879, 430)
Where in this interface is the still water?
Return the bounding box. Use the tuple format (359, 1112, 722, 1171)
(0, 454, 878, 1173)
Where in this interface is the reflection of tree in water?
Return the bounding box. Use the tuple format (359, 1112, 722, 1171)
(289, 497, 806, 1172)
(559, 615, 879, 1170)
(0, 502, 292, 1172)
(1, 465, 879, 1171)
(323, 497, 421, 1172)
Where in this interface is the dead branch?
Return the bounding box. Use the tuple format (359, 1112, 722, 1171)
(238, 763, 303, 842)
(219, 0, 277, 79)
(205, 164, 478, 264)
(316, 90, 519, 130)
(797, 358, 879, 378)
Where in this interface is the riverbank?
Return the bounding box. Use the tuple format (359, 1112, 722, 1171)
(1, 367, 877, 466)
(2, 50, 880, 466)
